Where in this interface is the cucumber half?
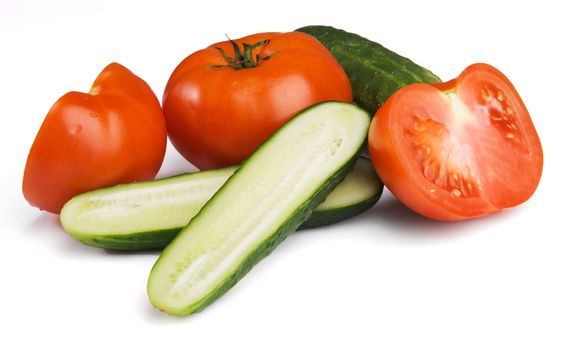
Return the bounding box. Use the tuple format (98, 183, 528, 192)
(60, 157, 382, 250)
(147, 101, 371, 315)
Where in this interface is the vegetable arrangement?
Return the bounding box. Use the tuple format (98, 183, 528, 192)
(23, 26, 543, 316)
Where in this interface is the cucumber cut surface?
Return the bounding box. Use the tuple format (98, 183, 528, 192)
(147, 101, 370, 315)
(60, 157, 382, 250)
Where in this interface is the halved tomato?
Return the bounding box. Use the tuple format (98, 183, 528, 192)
(368, 63, 543, 221)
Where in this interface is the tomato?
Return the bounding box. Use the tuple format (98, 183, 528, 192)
(23, 63, 167, 214)
(369, 63, 543, 221)
(162, 32, 352, 170)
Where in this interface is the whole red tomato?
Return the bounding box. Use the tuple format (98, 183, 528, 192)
(23, 63, 167, 214)
(369, 63, 543, 220)
(163, 32, 352, 170)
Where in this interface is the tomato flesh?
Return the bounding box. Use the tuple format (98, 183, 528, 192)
(369, 63, 543, 220)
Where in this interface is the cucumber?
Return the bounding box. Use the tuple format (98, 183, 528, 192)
(299, 156, 381, 229)
(147, 101, 370, 315)
(296, 25, 441, 115)
(60, 157, 382, 250)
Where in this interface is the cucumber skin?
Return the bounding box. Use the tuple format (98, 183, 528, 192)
(72, 229, 178, 251)
(149, 102, 370, 315)
(296, 25, 441, 115)
(64, 159, 381, 251)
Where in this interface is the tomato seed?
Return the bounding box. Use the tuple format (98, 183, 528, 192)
(413, 120, 426, 132)
(481, 89, 491, 101)
(423, 161, 437, 181)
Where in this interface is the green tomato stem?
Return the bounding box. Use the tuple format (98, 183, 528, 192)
(211, 37, 272, 70)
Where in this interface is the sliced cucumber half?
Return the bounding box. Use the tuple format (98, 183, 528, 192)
(147, 101, 371, 315)
(60, 157, 382, 250)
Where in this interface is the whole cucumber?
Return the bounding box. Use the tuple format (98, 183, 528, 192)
(296, 25, 441, 115)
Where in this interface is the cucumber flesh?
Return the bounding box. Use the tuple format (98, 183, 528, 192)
(60, 167, 236, 250)
(147, 101, 370, 315)
(60, 157, 382, 250)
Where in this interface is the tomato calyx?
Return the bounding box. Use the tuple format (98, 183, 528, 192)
(212, 37, 273, 70)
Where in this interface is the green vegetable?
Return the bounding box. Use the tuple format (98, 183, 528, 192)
(296, 25, 441, 115)
(60, 157, 382, 250)
(299, 156, 381, 229)
(147, 101, 370, 315)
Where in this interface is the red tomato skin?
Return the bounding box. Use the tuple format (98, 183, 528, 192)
(369, 63, 543, 221)
(163, 32, 352, 170)
(23, 63, 167, 214)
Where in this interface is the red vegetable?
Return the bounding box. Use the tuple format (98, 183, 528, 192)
(162, 31, 352, 170)
(369, 63, 543, 220)
(23, 63, 167, 214)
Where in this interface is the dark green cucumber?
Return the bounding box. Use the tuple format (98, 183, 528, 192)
(147, 101, 370, 315)
(296, 25, 441, 115)
(60, 157, 382, 251)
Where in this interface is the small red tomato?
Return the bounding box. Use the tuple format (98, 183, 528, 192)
(369, 63, 543, 220)
(163, 32, 352, 170)
(23, 63, 167, 214)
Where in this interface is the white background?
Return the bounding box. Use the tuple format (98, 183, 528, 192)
(1, 0, 562, 349)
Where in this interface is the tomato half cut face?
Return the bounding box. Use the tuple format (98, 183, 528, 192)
(368, 63, 543, 220)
